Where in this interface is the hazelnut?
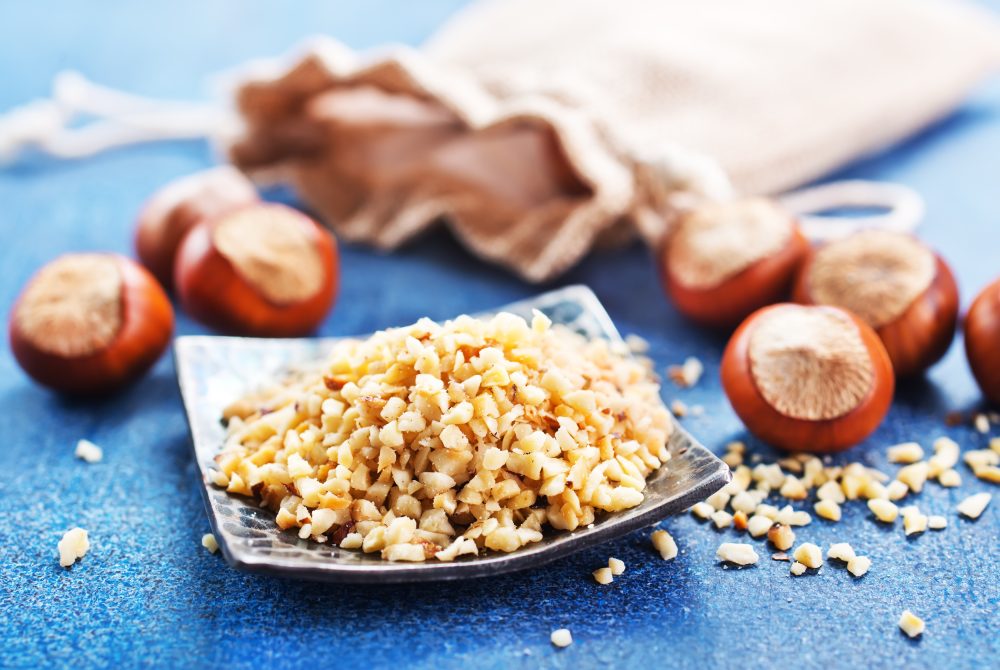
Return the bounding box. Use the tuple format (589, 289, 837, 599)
(662, 198, 807, 328)
(9, 253, 173, 394)
(174, 203, 339, 336)
(794, 230, 958, 377)
(135, 166, 259, 290)
(721, 304, 894, 452)
(965, 277, 1000, 406)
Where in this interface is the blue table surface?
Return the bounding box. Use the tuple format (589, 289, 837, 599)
(1, 2, 999, 668)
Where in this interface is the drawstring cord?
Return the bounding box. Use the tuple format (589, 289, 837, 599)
(0, 70, 924, 239)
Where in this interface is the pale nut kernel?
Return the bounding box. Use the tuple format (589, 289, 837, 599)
(732, 510, 749, 531)
(928, 515, 947, 530)
(814, 499, 842, 522)
(792, 542, 823, 569)
(201, 533, 219, 554)
(608, 557, 626, 576)
(847, 555, 871, 577)
(779, 476, 808, 500)
(868, 498, 899, 523)
(746, 514, 773, 538)
(896, 461, 929, 493)
(593, 567, 614, 585)
(898, 610, 925, 638)
(790, 561, 807, 576)
(902, 510, 928, 536)
(886, 480, 909, 501)
(711, 510, 734, 529)
(887, 442, 924, 464)
(816, 480, 846, 504)
(550, 628, 573, 648)
(975, 465, 1000, 484)
(716, 542, 759, 566)
(827, 542, 856, 562)
(937, 469, 962, 487)
(57, 527, 90, 568)
(767, 523, 795, 551)
(690, 502, 714, 520)
(651, 530, 678, 561)
(74, 438, 103, 463)
(957, 492, 992, 519)
(730, 491, 757, 515)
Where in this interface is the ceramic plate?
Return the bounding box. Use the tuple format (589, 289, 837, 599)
(175, 285, 730, 582)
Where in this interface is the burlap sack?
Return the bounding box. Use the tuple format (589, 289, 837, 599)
(229, 0, 1000, 282)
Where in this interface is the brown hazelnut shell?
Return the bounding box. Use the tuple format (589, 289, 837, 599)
(721, 304, 895, 453)
(174, 204, 338, 337)
(134, 167, 259, 291)
(794, 251, 959, 378)
(663, 227, 808, 330)
(965, 277, 1000, 406)
(9, 255, 174, 395)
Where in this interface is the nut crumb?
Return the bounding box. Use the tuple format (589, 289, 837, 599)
(608, 557, 625, 576)
(928, 515, 947, 530)
(814, 499, 842, 521)
(772, 552, 789, 561)
(827, 542, 855, 562)
(58, 528, 90, 568)
(790, 561, 807, 576)
(767, 524, 795, 551)
(957, 492, 992, 519)
(201, 533, 219, 554)
(668, 356, 703, 388)
(792, 542, 823, 568)
(74, 439, 103, 463)
(651, 529, 678, 560)
(974, 413, 990, 434)
(716, 542, 759, 566)
(898, 610, 924, 638)
(593, 567, 614, 585)
(550, 628, 573, 648)
(887, 442, 924, 464)
(868, 498, 899, 523)
(847, 555, 871, 577)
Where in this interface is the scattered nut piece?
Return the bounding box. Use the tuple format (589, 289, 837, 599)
(887, 442, 924, 464)
(863, 480, 888, 500)
(625, 333, 650, 354)
(746, 514, 773, 538)
(74, 439, 103, 464)
(902, 508, 928, 536)
(691, 502, 714, 520)
(716, 542, 759, 566)
(711, 510, 734, 529)
(775, 505, 812, 527)
(928, 437, 960, 476)
(671, 400, 689, 417)
(816, 480, 846, 504)
(868, 498, 899, 523)
(898, 610, 925, 638)
(975, 465, 1000, 484)
(790, 562, 807, 576)
(886, 480, 908, 501)
(779, 475, 808, 500)
(964, 449, 1000, 470)
(57, 528, 90, 568)
(201, 533, 219, 554)
(897, 461, 929, 493)
(651, 529, 678, 560)
(608, 557, 625, 576)
(827, 543, 856, 562)
(732, 510, 749, 531)
(847, 555, 871, 577)
(957, 492, 992, 519)
(550, 628, 573, 648)
(974, 413, 990, 434)
(668, 356, 703, 388)
(593, 567, 614, 585)
(730, 491, 757, 515)
(772, 552, 789, 561)
(767, 523, 795, 551)
(792, 542, 823, 569)
(815, 499, 842, 522)
(928, 515, 947, 530)
(705, 489, 731, 511)
(991, 437, 1000, 455)
(938, 469, 962, 487)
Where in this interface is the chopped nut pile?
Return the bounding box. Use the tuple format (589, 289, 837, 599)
(218, 311, 673, 562)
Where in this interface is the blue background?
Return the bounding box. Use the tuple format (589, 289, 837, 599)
(1, 2, 998, 668)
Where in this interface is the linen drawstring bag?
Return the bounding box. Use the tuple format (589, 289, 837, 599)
(3, 0, 999, 281)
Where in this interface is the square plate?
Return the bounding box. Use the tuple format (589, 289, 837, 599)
(175, 285, 730, 582)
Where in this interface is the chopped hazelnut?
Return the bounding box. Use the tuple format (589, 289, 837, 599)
(991, 437, 1000, 455)
(733, 510, 749, 531)
(57, 527, 90, 568)
(868, 498, 899, 523)
(550, 628, 573, 648)
(668, 356, 703, 388)
(887, 442, 924, 464)
(975, 465, 1000, 484)
(746, 514, 773, 538)
(711, 510, 734, 529)
(790, 562, 807, 576)
(767, 523, 795, 551)
(827, 542, 856, 562)
(779, 475, 808, 500)
(886, 480, 909, 501)
(957, 492, 992, 519)
(897, 461, 929, 493)
(963, 449, 999, 470)
(937, 469, 962, 487)
(928, 515, 947, 530)
(716, 542, 759, 566)
(74, 438, 104, 464)
(898, 610, 925, 638)
(608, 557, 626, 576)
(730, 491, 758, 515)
(847, 555, 871, 577)
(691, 502, 714, 520)
(705, 489, 731, 511)
(974, 413, 990, 434)
(792, 542, 823, 569)
(814, 499, 842, 522)
(775, 505, 812, 526)
(651, 529, 678, 561)
(593, 567, 614, 585)
(902, 508, 928, 536)
(201, 533, 219, 554)
(816, 480, 846, 504)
